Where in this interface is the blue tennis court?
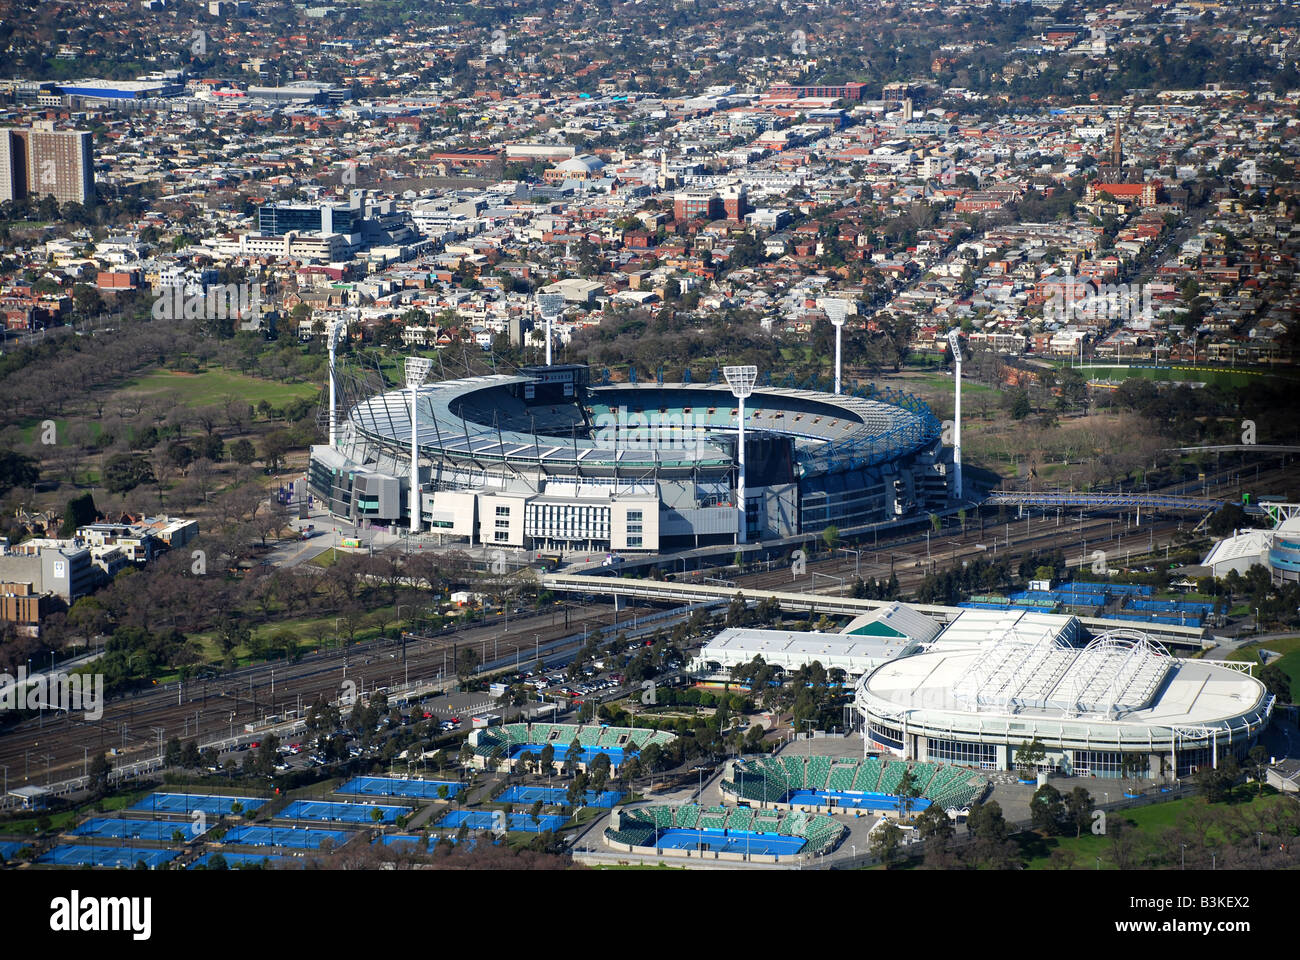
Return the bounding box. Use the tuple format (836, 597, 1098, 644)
(279, 799, 409, 824)
(337, 777, 462, 799)
(190, 852, 303, 869)
(434, 810, 568, 833)
(497, 785, 622, 807)
(509, 744, 625, 766)
(221, 825, 352, 849)
(0, 841, 27, 860)
(657, 829, 806, 856)
(73, 817, 208, 841)
(786, 790, 932, 811)
(37, 845, 177, 869)
(131, 793, 265, 816)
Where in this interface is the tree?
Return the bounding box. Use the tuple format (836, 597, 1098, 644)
(1248, 745, 1269, 795)
(1064, 787, 1095, 839)
(1030, 783, 1067, 835)
(1008, 387, 1031, 420)
(1259, 662, 1292, 703)
(913, 802, 954, 842)
(563, 738, 582, 777)
(0, 450, 38, 496)
(1195, 756, 1239, 804)
(102, 453, 155, 494)
(230, 438, 257, 465)
(59, 492, 99, 537)
(1014, 738, 1046, 780)
(870, 820, 903, 867)
(896, 767, 920, 818)
(966, 799, 1008, 844)
(822, 524, 839, 554)
(87, 752, 112, 793)
(539, 743, 555, 778)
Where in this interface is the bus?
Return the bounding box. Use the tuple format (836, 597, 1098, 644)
(340, 537, 363, 548)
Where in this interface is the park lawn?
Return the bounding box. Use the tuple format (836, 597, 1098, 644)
(900, 370, 1000, 398)
(1073, 364, 1292, 389)
(1228, 636, 1300, 701)
(121, 367, 318, 408)
(15, 417, 107, 445)
(169, 608, 411, 680)
(1021, 789, 1291, 869)
(1227, 635, 1300, 663)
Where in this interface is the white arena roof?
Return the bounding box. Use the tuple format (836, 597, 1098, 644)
(859, 630, 1269, 732)
(693, 626, 919, 677)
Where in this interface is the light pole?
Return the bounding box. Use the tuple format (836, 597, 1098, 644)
(825, 299, 849, 394)
(724, 364, 758, 545)
(537, 292, 565, 367)
(405, 356, 433, 535)
(947, 328, 963, 501)
(326, 317, 347, 448)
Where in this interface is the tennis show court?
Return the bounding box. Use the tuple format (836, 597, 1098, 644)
(509, 744, 625, 766)
(656, 829, 806, 856)
(786, 790, 932, 811)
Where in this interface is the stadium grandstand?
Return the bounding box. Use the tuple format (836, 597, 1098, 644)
(722, 755, 988, 813)
(604, 804, 845, 859)
(467, 722, 676, 772)
(309, 351, 953, 552)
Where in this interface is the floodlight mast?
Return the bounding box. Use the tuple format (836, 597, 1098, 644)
(326, 318, 348, 448)
(405, 357, 434, 534)
(537, 293, 565, 367)
(947, 329, 962, 502)
(723, 365, 758, 545)
(825, 300, 849, 395)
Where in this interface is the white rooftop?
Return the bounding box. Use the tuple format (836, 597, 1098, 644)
(694, 626, 918, 677)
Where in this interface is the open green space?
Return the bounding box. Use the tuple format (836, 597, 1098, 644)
(1227, 635, 1300, 701)
(122, 367, 319, 407)
(1070, 364, 1293, 389)
(1020, 788, 1293, 869)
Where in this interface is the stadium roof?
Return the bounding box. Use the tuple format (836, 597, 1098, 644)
(693, 626, 919, 677)
(1202, 529, 1270, 569)
(843, 602, 942, 644)
(860, 631, 1267, 730)
(344, 374, 934, 474)
(931, 607, 1083, 648)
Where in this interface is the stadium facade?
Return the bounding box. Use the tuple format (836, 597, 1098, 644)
(855, 613, 1273, 779)
(308, 364, 953, 552)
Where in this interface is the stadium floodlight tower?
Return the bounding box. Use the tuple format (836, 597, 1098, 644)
(824, 299, 850, 394)
(404, 356, 434, 534)
(947, 328, 963, 502)
(723, 364, 758, 544)
(326, 317, 348, 448)
(536, 292, 566, 367)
